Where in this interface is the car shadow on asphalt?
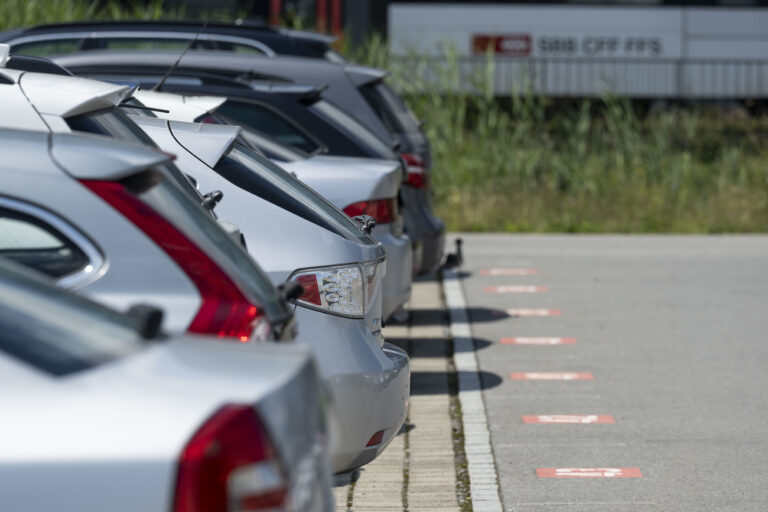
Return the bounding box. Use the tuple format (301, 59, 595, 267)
(405, 307, 511, 326)
(409, 370, 502, 395)
(386, 337, 492, 355)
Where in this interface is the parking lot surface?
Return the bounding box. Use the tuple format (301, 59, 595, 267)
(456, 234, 768, 511)
(335, 234, 768, 511)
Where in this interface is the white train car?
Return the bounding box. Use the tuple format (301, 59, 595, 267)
(388, 3, 768, 98)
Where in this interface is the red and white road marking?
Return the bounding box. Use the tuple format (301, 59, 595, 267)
(522, 414, 615, 424)
(485, 285, 548, 293)
(505, 308, 562, 317)
(480, 268, 538, 276)
(509, 372, 594, 381)
(537, 467, 642, 478)
(501, 337, 576, 345)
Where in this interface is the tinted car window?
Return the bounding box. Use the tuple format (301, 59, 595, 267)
(0, 260, 145, 376)
(0, 208, 89, 278)
(12, 38, 84, 57)
(215, 100, 322, 154)
(214, 42, 265, 54)
(67, 106, 157, 146)
(360, 81, 423, 135)
(308, 100, 395, 159)
(238, 129, 307, 162)
(96, 38, 215, 51)
(214, 142, 372, 244)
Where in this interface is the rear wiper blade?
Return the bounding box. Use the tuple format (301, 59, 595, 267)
(119, 102, 170, 114)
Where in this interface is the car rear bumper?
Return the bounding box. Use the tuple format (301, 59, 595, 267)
(327, 343, 410, 473)
(292, 308, 410, 474)
(372, 225, 412, 321)
(401, 186, 446, 275)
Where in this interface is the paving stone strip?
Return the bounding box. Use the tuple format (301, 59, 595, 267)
(333, 277, 463, 511)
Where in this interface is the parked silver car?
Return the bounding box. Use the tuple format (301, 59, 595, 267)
(0, 63, 410, 473)
(131, 89, 412, 320)
(131, 115, 411, 472)
(0, 257, 333, 511)
(53, 49, 446, 274)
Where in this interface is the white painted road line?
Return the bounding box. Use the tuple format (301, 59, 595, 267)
(480, 268, 538, 276)
(509, 372, 594, 380)
(522, 414, 615, 424)
(500, 337, 576, 345)
(537, 468, 643, 478)
(484, 285, 548, 293)
(443, 269, 504, 512)
(505, 308, 562, 317)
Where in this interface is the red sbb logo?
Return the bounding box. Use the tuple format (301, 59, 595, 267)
(472, 34, 532, 56)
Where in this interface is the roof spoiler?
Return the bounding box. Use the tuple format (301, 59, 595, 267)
(19, 72, 134, 118)
(166, 119, 240, 168)
(343, 65, 389, 87)
(249, 80, 328, 103)
(51, 131, 172, 180)
(275, 26, 337, 44)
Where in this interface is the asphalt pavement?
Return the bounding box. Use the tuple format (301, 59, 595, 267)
(451, 234, 768, 511)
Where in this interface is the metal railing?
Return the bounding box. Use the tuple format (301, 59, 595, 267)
(390, 56, 768, 99)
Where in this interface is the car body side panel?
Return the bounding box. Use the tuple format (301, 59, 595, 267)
(279, 155, 402, 207)
(0, 132, 202, 331)
(0, 337, 331, 512)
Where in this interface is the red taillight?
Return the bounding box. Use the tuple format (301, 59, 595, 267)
(402, 153, 429, 189)
(196, 114, 222, 124)
(174, 404, 288, 512)
(294, 274, 321, 305)
(343, 198, 397, 224)
(80, 180, 264, 342)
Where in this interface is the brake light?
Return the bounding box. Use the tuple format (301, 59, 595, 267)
(343, 198, 397, 224)
(174, 404, 288, 512)
(402, 153, 429, 189)
(80, 180, 265, 342)
(196, 114, 222, 124)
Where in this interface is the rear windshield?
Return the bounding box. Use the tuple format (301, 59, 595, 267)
(214, 142, 372, 244)
(308, 100, 395, 160)
(134, 169, 287, 322)
(0, 263, 144, 376)
(66, 106, 206, 203)
(238, 129, 308, 162)
(12, 38, 84, 57)
(215, 100, 322, 155)
(359, 81, 422, 135)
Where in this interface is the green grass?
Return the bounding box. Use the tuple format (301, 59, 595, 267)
(3, 1, 768, 232)
(347, 37, 768, 233)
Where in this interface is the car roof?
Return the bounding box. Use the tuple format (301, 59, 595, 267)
(7, 19, 335, 40)
(53, 50, 393, 140)
(56, 49, 335, 79)
(0, 20, 337, 56)
(55, 52, 326, 99)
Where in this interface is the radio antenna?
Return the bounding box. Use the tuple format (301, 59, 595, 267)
(152, 20, 208, 92)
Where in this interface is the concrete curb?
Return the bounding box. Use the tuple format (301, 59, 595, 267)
(443, 269, 504, 512)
